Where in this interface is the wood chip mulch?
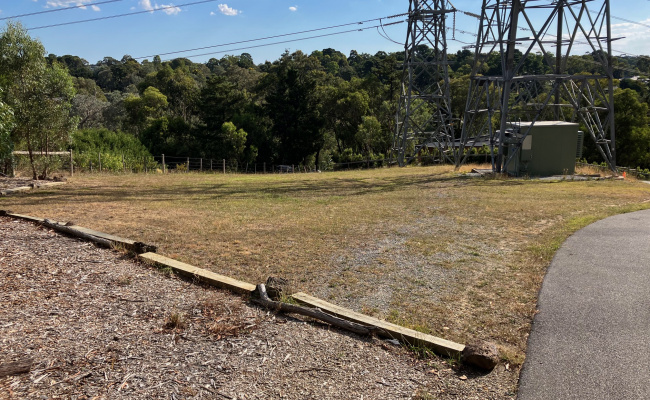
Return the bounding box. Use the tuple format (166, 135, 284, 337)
(0, 217, 517, 399)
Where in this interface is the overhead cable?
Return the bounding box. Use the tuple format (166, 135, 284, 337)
(27, 0, 219, 30)
(1, 0, 123, 21)
(135, 14, 408, 59)
(163, 22, 406, 61)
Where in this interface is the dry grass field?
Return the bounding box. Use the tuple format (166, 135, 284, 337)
(3, 165, 650, 365)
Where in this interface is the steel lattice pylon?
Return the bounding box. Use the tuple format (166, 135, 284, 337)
(394, 0, 456, 166)
(458, 0, 616, 173)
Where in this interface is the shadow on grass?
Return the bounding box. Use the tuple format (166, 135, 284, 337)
(4, 172, 527, 208)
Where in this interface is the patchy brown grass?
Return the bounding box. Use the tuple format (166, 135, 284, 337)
(2, 165, 650, 364)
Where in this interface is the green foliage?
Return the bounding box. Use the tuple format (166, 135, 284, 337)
(0, 95, 14, 163)
(71, 128, 156, 172)
(0, 22, 78, 179)
(220, 121, 248, 164)
(612, 89, 650, 169)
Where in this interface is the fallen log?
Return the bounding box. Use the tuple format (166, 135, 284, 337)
(42, 219, 113, 249)
(0, 359, 32, 378)
(252, 284, 375, 336)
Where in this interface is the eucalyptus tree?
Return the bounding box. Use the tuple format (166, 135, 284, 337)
(0, 22, 78, 179)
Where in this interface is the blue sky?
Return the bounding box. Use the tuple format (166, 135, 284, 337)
(0, 0, 648, 65)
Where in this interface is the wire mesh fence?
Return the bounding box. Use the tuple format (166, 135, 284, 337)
(6, 150, 521, 177)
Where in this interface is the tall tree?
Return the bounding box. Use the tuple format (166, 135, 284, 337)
(263, 51, 325, 165)
(0, 22, 77, 179)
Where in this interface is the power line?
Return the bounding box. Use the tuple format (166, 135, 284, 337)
(164, 22, 406, 61)
(27, 0, 219, 30)
(135, 13, 408, 60)
(1, 0, 123, 21)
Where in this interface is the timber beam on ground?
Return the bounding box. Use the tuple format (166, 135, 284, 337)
(290, 292, 465, 358)
(0, 211, 156, 254)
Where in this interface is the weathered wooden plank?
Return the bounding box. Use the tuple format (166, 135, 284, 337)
(51, 225, 155, 253)
(71, 226, 136, 245)
(2, 186, 32, 195)
(1, 212, 155, 253)
(291, 292, 465, 358)
(2, 212, 50, 224)
(35, 182, 67, 188)
(12, 151, 70, 155)
(139, 252, 256, 294)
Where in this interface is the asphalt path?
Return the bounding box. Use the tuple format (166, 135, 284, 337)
(518, 209, 650, 400)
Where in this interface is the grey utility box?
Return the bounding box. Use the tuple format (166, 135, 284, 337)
(504, 121, 581, 177)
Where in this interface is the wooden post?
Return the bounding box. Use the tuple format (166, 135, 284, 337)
(162, 154, 166, 174)
(210, 159, 213, 172)
(98, 152, 102, 172)
(254, 163, 257, 174)
(292, 164, 294, 173)
(70, 150, 74, 177)
(200, 158, 203, 172)
(122, 154, 125, 173)
(263, 162, 266, 174)
(90, 160, 93, 173)
(186, 157, 190, 173)
(144, 157, 148, 174)
(222, 159, 226, 174)
(9, 156, 15, 178)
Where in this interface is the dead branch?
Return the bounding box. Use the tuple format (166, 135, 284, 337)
(252, 284, 373, 335)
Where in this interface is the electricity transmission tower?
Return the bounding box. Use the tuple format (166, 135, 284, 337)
(459, 0, 616, 172)
(393, 0, 456, 166)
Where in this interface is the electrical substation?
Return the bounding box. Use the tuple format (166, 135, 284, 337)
(394, 0, 617, 176)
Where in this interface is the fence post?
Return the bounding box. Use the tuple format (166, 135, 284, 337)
(255, 163, 257, 174)
(162, 154, 166, 174)
(292, 164, 294, 173)
(144, 156, 147, 174)
(70, 150, 74, 177)
(200, 158, 203, 172)
(98, 152, 102, 172)
(187, 157, 190, 173)
(223, 159, 226, 174)
(122, 154, 125, 173)
(210, 159, 213, 171)
(263, 162, 266, 174)
(90, 160, 93, 173)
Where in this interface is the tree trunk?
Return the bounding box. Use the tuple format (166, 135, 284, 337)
(252, 284, 374, 335)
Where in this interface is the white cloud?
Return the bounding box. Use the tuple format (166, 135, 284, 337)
(611, 19, 650, 57)
(45, 0, 102, 11)
(139, 0, 181, 15)
(160, 4, 181, 15)
(139, 0, 154, 11)
(289, 6, 297, 12)
(218, 4, 240, 16)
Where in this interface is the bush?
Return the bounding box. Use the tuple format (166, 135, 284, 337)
(71, 128, 157, 172)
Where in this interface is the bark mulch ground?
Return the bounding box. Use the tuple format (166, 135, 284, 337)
(0, 217, 517, 399)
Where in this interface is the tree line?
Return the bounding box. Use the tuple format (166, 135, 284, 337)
(1, 21, 649, 179)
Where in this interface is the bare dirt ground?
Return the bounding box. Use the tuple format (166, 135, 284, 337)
(0, 217, 517, 399)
